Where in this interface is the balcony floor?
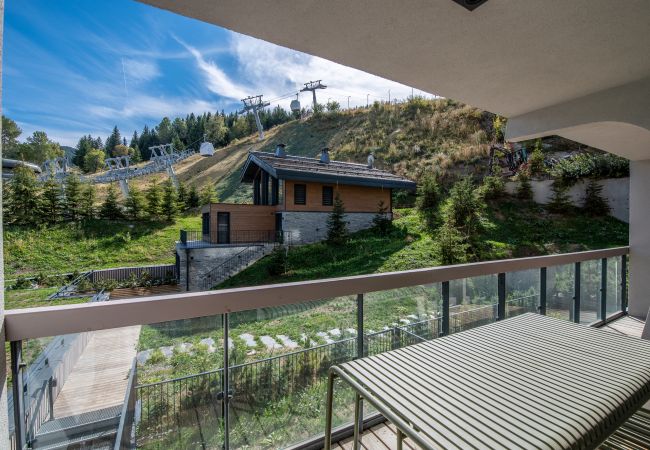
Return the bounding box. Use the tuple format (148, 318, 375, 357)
(335, 314, 648, 450)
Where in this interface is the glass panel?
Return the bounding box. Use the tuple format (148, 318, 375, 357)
(228, 296, 356, 449)
(546, 264, 575, 321)
(506, 269, 540, 318)
(449, 275, 497, 333)
(580, 260, 601, 324)
(364, 284, 442, 356)
(606, 256, 623, 317)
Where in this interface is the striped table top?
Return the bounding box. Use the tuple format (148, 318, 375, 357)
(335, 313, 650, 450)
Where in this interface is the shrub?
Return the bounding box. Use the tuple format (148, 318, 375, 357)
(516, 173, 533, 200)
(416, 174, 440, 211)
(547, 180, 572, 213)
(145, 181, 163, 219)
(124, 187, 146, 220)
(550, 152, 629, 182)
(528, 139, 545, 176)
(161, 179, 179, 222)
(478, 176, 505, 200)
(267, 246, 288, 276)
(582, 179, 610, 216)
(326, 193, 348, 245)
(100, 184, 123, 219)
(372, 201, 392, 235)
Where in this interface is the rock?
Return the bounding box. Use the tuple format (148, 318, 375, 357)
(346, 328, 357, 336)
(276, 335, 299, 349)
(239, 333, 257, 347)
(177, 343, 193, 353)
(400, 319, 411, 324)
(137, 350, 152, 364)
(328, 328, 341, 337)
(160, 346, 174, 358)
(260, 335, 283, 350)
(316, 331, 334, 344)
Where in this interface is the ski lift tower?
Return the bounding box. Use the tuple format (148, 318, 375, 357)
(240, 95, 270, 141)
(300, 80, 327, 110)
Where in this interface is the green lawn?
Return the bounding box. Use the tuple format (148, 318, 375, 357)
(4, 215, 201, 279)
(220, 199, 628, 289)
(5, 287, 91, 309)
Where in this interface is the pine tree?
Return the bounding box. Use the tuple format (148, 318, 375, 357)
(529, 139, 545, 176)
(187, 185, 200, 208)
(6, 165, 41, 225)
(41, 177, 63, 223)
(177, 181, 188, 210)
(583, 179, 610, 216)
(124, 186, 146, 220)
(326, 193, 348, 245)
(64, 174, 83, 221)
(145, 181, 163, 219)
(516, 173, 533, 200)
(547, 180, 572, 213)
(105, 126, 122, 156)
(199, 184, 216, 205)
(100, 184, 123, 219)
(161, 179, 179, 222)
(80, 183, 96, 220)
(373, 200, 392, 235)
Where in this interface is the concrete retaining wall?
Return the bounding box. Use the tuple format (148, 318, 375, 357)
(505, 177, 629, 223)
(280, 211, 388, 244)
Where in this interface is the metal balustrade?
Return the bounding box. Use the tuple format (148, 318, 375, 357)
(4, 246, 629, 449)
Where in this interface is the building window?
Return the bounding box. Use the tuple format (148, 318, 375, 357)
(322, 186, 334, 206)
(294, 184, 306, 205)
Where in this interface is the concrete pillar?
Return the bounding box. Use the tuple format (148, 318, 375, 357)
(628, 160, 650, 318)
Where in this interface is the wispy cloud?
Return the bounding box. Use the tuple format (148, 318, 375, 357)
(175, 36, 250, 101)
(122, 59, 160, 82)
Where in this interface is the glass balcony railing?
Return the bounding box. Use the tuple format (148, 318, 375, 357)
(4, 247, 629, 450)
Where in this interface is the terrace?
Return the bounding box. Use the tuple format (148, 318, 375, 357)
(2, 1, 650, 449)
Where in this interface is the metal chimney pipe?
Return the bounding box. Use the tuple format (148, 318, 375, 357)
(320, 147, 330, 163)
(275, 143, 286, 157)
(367, 153, 375, 169)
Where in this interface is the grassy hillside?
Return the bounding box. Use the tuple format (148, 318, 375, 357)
(4, 216, 200, 279)
(219, 199, 628, 289)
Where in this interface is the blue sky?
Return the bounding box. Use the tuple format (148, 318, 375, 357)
(3, 0, 430, 146)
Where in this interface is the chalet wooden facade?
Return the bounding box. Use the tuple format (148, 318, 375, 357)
(201, 145, 416, 244)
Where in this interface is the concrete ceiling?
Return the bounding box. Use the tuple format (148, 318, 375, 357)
(140, 0, 650, 158)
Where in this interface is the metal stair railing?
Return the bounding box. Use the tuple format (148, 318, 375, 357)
(198, 245, 270, 290)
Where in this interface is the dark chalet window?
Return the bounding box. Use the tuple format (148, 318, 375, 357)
(322, 186, 334, 206)
(294, 184, 306, 205)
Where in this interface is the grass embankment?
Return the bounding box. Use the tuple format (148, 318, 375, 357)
(4, 215, 201, 279)
(220, 199, 628, 288)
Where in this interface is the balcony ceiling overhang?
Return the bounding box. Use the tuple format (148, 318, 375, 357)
(140, 0, 650, 159)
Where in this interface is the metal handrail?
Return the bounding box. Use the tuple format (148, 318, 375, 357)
(4, 246, 629, 341)
(199, 244, 268, 290)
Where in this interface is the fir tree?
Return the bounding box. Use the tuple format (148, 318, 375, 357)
(547, 180, 572, 213)
(437, 223, 469, 265)
(187, 185, 200, 208)
(100, 184, 123, 219)
(64, 174, 83, 221)
(373, 200, 392, 235)
(124, 186, 146, 220)
(41, 177, 63, 223)
(583, 179, 610, 216)
(105, 126, 122, 156)
(529, 139, 545, 176)
(80, 183, 96, 219)
(6, 165, 41, 225)
(516, 172, 533, 200)
(177, 181, 188, 210)
(145, 181, 163, 219)
(326, 193, 348, 245)
(161, 179, 179, 222)
(199, 184, 216, 205)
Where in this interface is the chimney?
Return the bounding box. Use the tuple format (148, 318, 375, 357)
(275, 143, 286, 157)
(320, 147, 330, 163)
(367, 153, 375, 169)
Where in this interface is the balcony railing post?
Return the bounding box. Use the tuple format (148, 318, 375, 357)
(355, 293, 364, 440)
(621, 254, 628, 312)
(573, 262, 581, 323)
(497, 273, 506, 320)
(441, 281, 450, 336)
(539, 267, 547, 316)
(11, 340, 26, 450)
(600, 258, 607, 321)
(223, 313, 230, 450)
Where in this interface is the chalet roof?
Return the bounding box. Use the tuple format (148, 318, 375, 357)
(240, 151, 416, 190)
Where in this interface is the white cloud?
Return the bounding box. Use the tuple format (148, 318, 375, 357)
(175, 36, 250, 101)
(122, 58, 160, 82)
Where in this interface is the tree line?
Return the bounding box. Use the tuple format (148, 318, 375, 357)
(4, 165, 216, 226)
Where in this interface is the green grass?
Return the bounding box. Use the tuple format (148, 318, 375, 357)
(4, 287, 91, 309)
(4, 215, 201, 278)
(220, 200, 628, 289)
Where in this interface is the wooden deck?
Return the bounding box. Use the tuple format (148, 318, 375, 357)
(334, 314, 647, 450)
(107, 284, 182, 300)
(53, 325, 140, 417)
